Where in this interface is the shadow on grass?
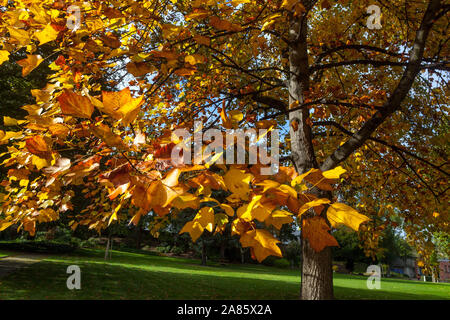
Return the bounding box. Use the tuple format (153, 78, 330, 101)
(0, 250, 448, 300)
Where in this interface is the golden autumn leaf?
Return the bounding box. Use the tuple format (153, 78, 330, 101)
(101, 87, 144, 125)
(185, 54, 206, 65)
(179, 207, 215, 242)
(302, 216, 339, 252)
(92, 123, 127, 150)
(7, 27, 30, 46)
(219, 204, 235, 217)
(298, 198, 330, 216)
(265, 210, 293, 230)
(220, 108, 243, 129)
(185, 9, 210, 21)
(193, 35, 211, 46)
(223, 168, 253, 200)
(172, 194, 200, 210)
(327, 203, 370, 231)
(25, 135, 52, 158)
(237, 195, 263, 221)
(126, 61, 155, 77)
(0, 221, 14, 232)
(3, 116, 20, 126)
(281, 0, 299, 11)
(255, 180, 281, 193)
(0, 50, 10, 66)
(58, 90, 94, 118)
(34, 24, 59, 45)
(17, 55, 43, 77)
(322, 166, 347, 179)
(240, 229, 282, 262)
(209, 16, 242, 32)
(179, 220, 203, 242)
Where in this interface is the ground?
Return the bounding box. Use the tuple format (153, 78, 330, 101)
(0, 249, 448, 300)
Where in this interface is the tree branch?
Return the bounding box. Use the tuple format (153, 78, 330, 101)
(320, 0, 445, 171)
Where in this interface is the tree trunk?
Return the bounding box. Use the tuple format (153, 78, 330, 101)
(220, 239, 226, 261)
(288, 4, 334, 300)
(300, 240, 334, 299)
(201, 238, 207, 266)
(104, 235, 111, 260)
(136, 224, 142, 249)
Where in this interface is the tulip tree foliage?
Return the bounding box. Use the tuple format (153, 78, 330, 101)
(0, 0, 448, 299)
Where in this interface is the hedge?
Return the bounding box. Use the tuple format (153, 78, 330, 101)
(0, 240, 78, 254)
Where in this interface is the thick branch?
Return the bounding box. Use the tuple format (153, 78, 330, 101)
(320, 0, 444, 171)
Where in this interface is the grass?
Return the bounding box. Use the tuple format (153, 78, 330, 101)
(0, 250, 14, 258)
(0, 248, 448, 300)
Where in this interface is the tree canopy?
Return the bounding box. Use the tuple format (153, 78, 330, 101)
(0, 0, 448, 299)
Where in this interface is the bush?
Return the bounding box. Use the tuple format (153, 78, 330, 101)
(156, 245, 171, 253)
(353, 262, 369, 275)
(273, 258, 290, 269)
(261, 256, 277, 266)
(170, 246, 184, 255)
(80, 237, 99, 249)
(284, 241, 301, 267)
(0, 240, 77, 253)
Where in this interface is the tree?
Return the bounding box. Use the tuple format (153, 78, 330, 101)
(0, 0, 448, 300)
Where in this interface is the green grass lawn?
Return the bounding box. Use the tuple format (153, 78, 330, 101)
(0, 248, 448, 300)
(0, 250, 14, 258)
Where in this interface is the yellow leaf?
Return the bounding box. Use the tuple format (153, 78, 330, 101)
(0, 50, 10, 66)
(298, 198, 330, 216)
(101, 88, 144, 125)
(179, 220, 203, 242)
(237, 195, 263, 221)
(179, 207, 215, 242)
(35, 24, 59, 45)
(255, 180, 280, 193)
(240, 229, 282, 262)
(92, 123, 127, 150)
(214, 213, 228, 227)
(7, 27, 30, 46)
(25, 135, 51, 158)
(172, 194, 200, 210)
(185, 54, 205, 65)
(17, 55, 43, 77)
(58, 90, 94, 118)
(229, 110, 244, 122)
(327, 203, 370, 231)
(0, 221, 14, 232)
(322, 166, 346, 179)
(223, 168, 253, 200)
(265, 210, 293, 229)
(108, 203, 121, 225)
(32, 155, 50, 170)
(261, 13, 281, 31)
(219, 204, 235, 217)
(185, 9, 209, 21)
(302, 216, 339, 252)
(281, 0, 299, 10)
(195, 207, 215, 232)
(3, 116, 18, 126)
(193, 35, 211, 46)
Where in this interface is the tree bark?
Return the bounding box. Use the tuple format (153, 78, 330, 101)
(201, 238, 207, 266)
(104, 234, 111, 260)
(288, 2, 334, 300)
